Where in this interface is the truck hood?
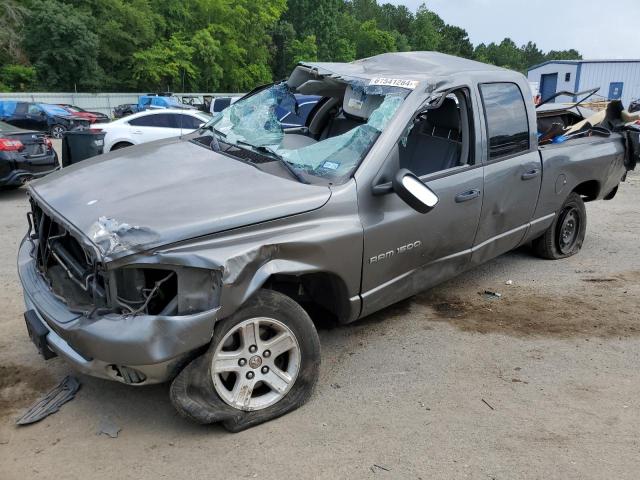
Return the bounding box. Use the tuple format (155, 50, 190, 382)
(30, 137, 331, 260)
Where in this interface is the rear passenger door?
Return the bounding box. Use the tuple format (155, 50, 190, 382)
(471, 82, 542, 265)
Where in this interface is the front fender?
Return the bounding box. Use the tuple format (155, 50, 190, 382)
(106, 183, 363, 323)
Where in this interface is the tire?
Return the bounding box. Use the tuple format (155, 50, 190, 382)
(50, 124, 66, 139)
(532, 192, 587, 259)
(170, 289, 321, 432)
(110, 142, 133, 151)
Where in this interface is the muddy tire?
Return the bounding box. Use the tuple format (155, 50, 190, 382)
(170, 289, 320, 432)
(533, 192, 587, 260)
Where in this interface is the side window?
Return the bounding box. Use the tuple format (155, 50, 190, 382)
(398, 90, 471, 177)
(175, 114, 203, 130)
(129, 114, 166, 127)
(28, 104, 42, 115)
(15, 102, 29, 115)
(479, 83, 529, 160)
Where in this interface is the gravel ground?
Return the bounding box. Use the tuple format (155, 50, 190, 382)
(0, 153, 639, 479)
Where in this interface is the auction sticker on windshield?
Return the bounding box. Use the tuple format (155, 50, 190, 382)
(369, 78, 419, 89)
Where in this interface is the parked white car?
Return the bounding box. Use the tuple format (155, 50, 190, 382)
(100, 109, 212, 152)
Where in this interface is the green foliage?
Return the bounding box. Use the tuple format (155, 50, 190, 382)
(0, 0, 29, 63)
(0, 64, 36, 91)
(286, 35, 318, 72)
(5, 0, 583, 92)
(132, 35, 197, 91)
(356, 20, 396, 58)
(22, 0, 101, 91)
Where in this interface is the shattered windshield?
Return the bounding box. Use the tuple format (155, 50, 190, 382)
(204, 80, 409, 183)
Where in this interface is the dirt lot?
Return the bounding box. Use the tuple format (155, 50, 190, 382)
(0, 164, 639, 479)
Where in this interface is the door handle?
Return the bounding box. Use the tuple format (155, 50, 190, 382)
(455, 189, 481, 203)
(132, 130, 143, 134)
(521, 169, 540, 180)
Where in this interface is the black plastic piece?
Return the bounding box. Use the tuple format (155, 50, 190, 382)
(16, 376, 81, 425)
(24, 309, 57, 360)
(61, 130, 105, 167)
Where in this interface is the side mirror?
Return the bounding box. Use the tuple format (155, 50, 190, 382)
(392, 169, 439, 213)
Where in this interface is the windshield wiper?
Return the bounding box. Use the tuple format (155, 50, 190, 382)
(236, 140, 309, 184)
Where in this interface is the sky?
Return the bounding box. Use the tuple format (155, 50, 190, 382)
(388, 0, 639, 59)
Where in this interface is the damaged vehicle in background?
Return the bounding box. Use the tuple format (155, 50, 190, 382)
(18, 52, 639, 432)
(0, 120, 58, 189)
(58, 104, 110, 124)
(113, 93, 195, 118)
(0, 101, 91, 139)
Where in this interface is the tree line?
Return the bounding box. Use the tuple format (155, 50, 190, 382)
(0, 0, 581, 93)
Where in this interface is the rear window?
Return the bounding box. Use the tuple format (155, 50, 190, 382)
(0, 101, 18, 117)
(479, 83, 530, 159)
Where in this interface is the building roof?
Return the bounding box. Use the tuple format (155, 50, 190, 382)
(528, 59, 640, 72)
(300, 51, 509, 82)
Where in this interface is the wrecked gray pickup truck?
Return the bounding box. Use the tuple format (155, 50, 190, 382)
(18, 52, 639, 431)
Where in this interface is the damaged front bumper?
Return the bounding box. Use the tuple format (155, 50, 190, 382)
(18, 237, 221, 384)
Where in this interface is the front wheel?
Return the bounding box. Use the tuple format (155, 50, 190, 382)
(532, 192, 587, 259)
(170, 289, 320, 432)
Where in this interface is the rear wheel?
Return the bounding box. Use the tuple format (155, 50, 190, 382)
(170, 289, 320, 432)
(532, 192, 587, 259)
(50, 124, 66, 139)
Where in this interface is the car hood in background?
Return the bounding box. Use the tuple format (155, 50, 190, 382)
(29, 138, 331, 260)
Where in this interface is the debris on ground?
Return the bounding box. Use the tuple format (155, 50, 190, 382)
(505, 280, 513, 285)
(370, 464, 391, 473)
(481, 398, 495, 411)
(16, 376, 80, 425)
(97, 418, 121, 438)
(480, 290, 502, 299)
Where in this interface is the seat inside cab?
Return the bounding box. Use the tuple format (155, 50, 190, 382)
(280, 85, 384, 150)
(399, 93, 470, 177)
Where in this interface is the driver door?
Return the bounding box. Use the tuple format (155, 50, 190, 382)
(358, 89, 484, 317)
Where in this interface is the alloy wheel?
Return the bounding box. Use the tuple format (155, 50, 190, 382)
(211, 317, 301, 411)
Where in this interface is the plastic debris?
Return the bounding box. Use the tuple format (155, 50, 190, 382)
(481, 398, 495, 411)
(371, 464, 391, 473)
(97, 418, 121, 438)
(505, 280, 513, 285)
(16, 376, 80, 425)
(480, 290, 502, 299)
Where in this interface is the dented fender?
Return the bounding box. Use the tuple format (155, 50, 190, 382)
(106, 183, 364, 323)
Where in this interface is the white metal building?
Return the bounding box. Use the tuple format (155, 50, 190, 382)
(527, 59, 640, 107)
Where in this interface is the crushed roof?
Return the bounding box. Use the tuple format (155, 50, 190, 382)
(299, 51, 509, 82)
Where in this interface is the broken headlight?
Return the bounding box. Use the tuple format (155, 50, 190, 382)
(111, 266, 221, 316)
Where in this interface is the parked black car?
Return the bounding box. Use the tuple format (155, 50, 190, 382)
(0, 101, 90, 139)
(0, 120, 58, 188)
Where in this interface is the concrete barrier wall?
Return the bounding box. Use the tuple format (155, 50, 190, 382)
(0, 92, 242, 117)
